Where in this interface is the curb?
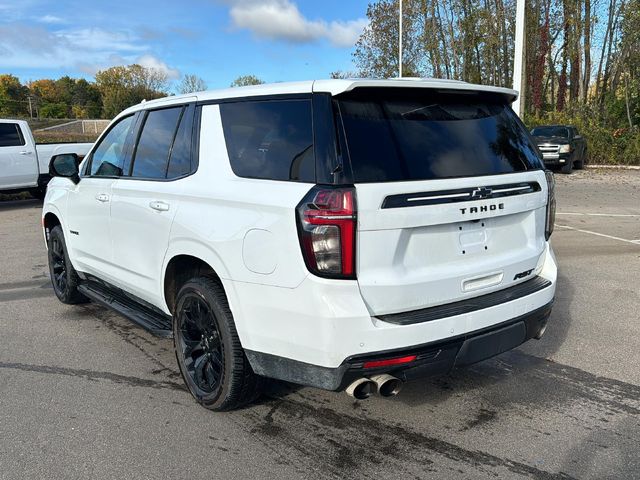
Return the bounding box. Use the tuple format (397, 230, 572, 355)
(587, 164, 640, 170)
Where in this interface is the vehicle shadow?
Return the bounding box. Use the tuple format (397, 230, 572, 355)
(396, 271, 575, 408)
(559, 417, 639, 479)
(520, 271, 574, 357)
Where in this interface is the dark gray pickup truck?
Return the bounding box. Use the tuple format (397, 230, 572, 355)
(530, 125, 588, 174)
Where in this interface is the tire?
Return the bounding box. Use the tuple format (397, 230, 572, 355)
(173, 276, 262, 411)
(47, 225, 88, 304)
(561, 160, 573, 174)
(575, 149, 587, 170)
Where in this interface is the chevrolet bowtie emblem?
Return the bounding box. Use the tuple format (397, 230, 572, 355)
(471, 187, 493, 199)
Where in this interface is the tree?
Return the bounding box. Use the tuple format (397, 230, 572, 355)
(617, 0, 639, 127)
(353, 0, 632, 111)
(95, 64, 169, 118)
(353, 0, 422, 78)
(230, 75, 264, 87)
(0, 74, 29, 117)
(330, 71, 357, 79)
(178, 74, 207, 94)
(28, 79, 57, 103)
(39, 103, 68, 119)
(72, 79, 102, 118)
(27, 76, 103, 118)
(353, 0, 515, 83)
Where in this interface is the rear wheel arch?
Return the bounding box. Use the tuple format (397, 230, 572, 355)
(163, 254, 224, 315)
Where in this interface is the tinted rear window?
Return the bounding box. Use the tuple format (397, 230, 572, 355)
(0, 123, 25, 147)
(337, 89, 542, 183)
(220, 99, 315, 182)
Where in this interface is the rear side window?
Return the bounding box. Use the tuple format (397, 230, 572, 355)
(167, 107, 194, 179)
(337, 89, 543, 183)
(220, 99, 315, 182)
(0, 123, 25, 147)
(132, 107, 184, 179)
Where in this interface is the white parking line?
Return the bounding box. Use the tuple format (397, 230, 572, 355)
(556, 224, 640, 245)
(557, 212, 640, 217)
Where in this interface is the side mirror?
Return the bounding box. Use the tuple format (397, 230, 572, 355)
(50, 153, 80, 184)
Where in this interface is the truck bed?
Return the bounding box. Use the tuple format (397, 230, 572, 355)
(35, 142, 93, 174)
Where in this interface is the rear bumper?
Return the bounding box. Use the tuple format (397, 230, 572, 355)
(230, 243, 557, 388)
(245, 301, 553, 390)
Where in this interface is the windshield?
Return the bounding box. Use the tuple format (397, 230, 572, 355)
(531, 126, 569, 138)
(336, 88, 542, 183)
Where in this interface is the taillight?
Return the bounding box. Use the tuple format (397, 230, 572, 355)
(296, 186, 356, 279)
(545, 170, 556, 240)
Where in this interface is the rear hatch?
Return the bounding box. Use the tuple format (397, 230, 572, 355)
(335, 87, 548, 316)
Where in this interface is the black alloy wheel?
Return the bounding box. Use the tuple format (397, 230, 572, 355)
(50, 236, 68, 294)
(173, 276, 262, 411)
(47, 225, 86, 304)
(177, 293, 225, 396)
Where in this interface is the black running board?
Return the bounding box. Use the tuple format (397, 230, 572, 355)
(78, 282, 173, 338)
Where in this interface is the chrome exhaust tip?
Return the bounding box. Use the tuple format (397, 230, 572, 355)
(370, 374, 403, 397)
(345, 378, 377, 400)
(534, 322, 548, 340)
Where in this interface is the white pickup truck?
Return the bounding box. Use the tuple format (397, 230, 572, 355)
(0, 119, 93, 199)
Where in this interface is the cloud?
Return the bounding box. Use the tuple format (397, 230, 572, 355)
(137, 54, 180, 80)
(56, 27, 147, 53)
(37, 14, 66, 24)
(77, 54, 181, 80)
(0, 23, 179, 79)
(225, 0, 367, 47)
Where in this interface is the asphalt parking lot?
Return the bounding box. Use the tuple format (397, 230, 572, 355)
(0, 169, 638, 480)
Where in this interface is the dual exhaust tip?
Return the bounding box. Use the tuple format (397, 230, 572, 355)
(345, 374, 403, 400)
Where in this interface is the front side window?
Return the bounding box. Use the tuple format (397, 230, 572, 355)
(131, 107, 184, 179)
(0, 123, 25, 147)
(90, 115, 136, 177)
(337, 88, 543, 183)
(220, 99, 315, 182)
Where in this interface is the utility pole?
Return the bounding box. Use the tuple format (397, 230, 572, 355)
(398, 0, 403, 78)
(512, 0, 526, 116)
(27, 96, 33, 119)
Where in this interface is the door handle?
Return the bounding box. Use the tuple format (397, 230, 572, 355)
(95, 194, 110, 203)
(149, 201, 170, 212)
(19, 151, 33, 155)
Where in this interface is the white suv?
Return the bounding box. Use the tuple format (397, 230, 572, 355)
(43, 79, 557, 410)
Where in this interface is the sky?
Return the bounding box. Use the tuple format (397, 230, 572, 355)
(0, 0, 371, 90)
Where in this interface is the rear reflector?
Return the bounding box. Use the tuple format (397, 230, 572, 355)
(363, 355, 417, 369)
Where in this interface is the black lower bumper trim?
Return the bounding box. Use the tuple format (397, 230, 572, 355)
(377, 276, 552, 325)
(245, 301, 553, 391)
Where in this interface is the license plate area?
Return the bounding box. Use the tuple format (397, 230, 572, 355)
(458, 220, 488, 255)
